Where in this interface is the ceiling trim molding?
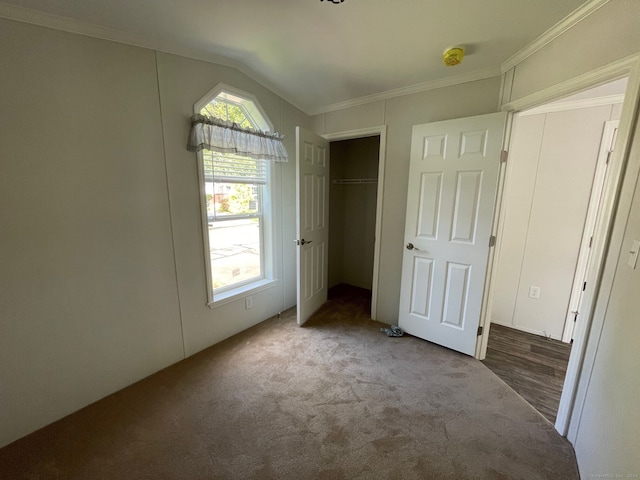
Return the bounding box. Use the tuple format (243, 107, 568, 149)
(308, 67, 502, 116)
(501, 53, 639, 113)
(518, 94, 625, 116)
(0, 2, 308, 114)
(501, 0, 610, 73)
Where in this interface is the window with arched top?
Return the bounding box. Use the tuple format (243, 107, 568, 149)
(193, 84, 282, 305)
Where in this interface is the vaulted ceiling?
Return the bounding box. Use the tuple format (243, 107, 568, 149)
(0, 0, 588, 114)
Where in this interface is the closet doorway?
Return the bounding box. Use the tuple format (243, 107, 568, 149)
(325, 130, 385, 318)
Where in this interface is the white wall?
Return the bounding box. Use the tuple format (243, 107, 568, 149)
(328, 137, 379, 290)
(0, 18, 308, 448)
(313, 77, 503, 322)
(492, 104, 620, 340)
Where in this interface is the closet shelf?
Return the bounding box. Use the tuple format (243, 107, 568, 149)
(332, 178, 378, 185)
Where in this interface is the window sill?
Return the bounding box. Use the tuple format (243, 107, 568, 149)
(207, 279, 278, 309)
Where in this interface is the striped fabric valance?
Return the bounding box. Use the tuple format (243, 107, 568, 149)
(187, 114, 288, 162)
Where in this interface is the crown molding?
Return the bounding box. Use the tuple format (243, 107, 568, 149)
(308, 67, 502, 116)
(501, 0, 610, 74)
(0, 2, 308, 115)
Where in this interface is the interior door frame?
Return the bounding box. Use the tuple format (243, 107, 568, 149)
(321, 125, 387, 320)
(561, 120, 619, 343)
(479, 54, 640, 439)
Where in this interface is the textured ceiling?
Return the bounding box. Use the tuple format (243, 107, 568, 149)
(0, 0, 588, 113)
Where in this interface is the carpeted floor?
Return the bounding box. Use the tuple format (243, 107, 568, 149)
(0, 285, 579, 479)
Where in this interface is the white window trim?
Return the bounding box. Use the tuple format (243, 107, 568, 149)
(194, 84, 278, 306)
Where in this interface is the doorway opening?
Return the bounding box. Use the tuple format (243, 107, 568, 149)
(483, 77, 628, 423)
(317, 126, 387, 320)
(328, 136, 380, 310)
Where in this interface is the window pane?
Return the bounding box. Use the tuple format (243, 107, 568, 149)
(200, 100, 252, 128)
(209, 218, 262, 290)
(206, 182, 260, 219)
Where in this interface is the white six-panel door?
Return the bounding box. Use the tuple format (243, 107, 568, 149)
(398, 113, 507, 355)
(296, 127, 330, 325)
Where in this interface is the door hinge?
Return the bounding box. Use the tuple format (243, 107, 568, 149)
(583, 281, 587, 291)
(589, 236, 593, 248)
(606, 150, 613, 165)
(489, 235, 497, 247)
(500, 150, 508, 164)
(477, 326, 483, 336)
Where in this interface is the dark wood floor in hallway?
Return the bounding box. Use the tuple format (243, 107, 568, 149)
(482, 324, 572, 423)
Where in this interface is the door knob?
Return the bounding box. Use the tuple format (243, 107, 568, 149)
(406, 243, 414, 250)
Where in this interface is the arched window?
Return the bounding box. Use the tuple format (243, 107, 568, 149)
(194, 85, 278, 304)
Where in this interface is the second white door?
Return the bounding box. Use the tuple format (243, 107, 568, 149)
(398, 112, 507, 355)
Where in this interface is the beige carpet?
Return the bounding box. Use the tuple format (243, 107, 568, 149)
(0, 285, 579, 479)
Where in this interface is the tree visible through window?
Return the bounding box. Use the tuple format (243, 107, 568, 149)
(198, 89, 272, 298)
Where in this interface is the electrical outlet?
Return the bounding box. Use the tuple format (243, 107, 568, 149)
(529, 286, 541, 299)
(245, 296, 253, 309)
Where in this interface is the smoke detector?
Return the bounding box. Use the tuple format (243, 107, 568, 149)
(443, 47, 465, 67)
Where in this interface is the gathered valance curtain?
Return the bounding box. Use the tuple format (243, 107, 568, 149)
(187, 114, 288, 162)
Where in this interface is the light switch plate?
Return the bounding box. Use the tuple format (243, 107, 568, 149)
(628, 240, 640, 269)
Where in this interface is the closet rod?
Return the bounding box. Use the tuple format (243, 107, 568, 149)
(332, 178, 378, 185)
